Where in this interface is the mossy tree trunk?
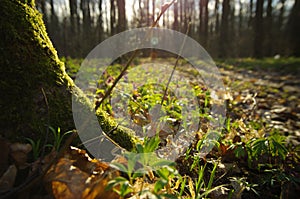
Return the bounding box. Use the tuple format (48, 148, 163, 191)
(0, 0, 137, 151)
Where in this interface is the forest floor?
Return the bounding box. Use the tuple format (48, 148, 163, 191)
(1, 57, 299, 199)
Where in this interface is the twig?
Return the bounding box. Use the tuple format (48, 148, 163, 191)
(160, 22, 191, 106)
(95, 0, 176, 111)
(41, 88, 49, 160)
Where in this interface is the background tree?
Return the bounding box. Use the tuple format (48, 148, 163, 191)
(173, 1, 179, 31)
(110, 0, 116, 35)
(219, 0, 230, 58)
(199, 0, 209, 48)
(254, 0, 264, 58)
(286, 0, 300, 56)
(32, 0, 299, 58)
(116, 0, 126, 32)
(98, 0, 104, 42)
(265, 0, 273, 56)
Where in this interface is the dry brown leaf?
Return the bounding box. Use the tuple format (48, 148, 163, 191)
(10, 142, 32, 169)
(188, 176, 195, 199)
(44, 147, 120, 199)
(0, 164, 17, 192)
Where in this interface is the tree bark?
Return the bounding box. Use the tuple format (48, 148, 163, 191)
(214, 0, 219, 33)
(286, 0, 300, 56)
(265, 0, 273, 56)
(199, 0, 208, 47)
(173, 1, 179, 31)
(219, 0, 230, 58)
(254, 0, 264, 58)
(116, 0, 126, 33)
(110, 0, 116, 35)
(0, 0, 138, 151)
(98, 0, 104, 42)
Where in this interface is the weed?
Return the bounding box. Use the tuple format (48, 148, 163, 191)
(26, 138, 41, 160)
(48, 126, 73, 151)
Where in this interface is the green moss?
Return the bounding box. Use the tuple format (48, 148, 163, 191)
(0, 0, 138, 151)
(96, 109, 138, 151)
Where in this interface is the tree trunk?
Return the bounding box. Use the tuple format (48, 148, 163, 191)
(110, 0, 116, 35)
(146, 0, 150, 26)
(248, 0, 253, 27)
(254, 0, 264, 58)
(138, 0, 144, 27)
(199, 0, 208, 47)
(152, 0, 155, 23)
(219, 0, 230, 58)
(173, 1, 179, 31)
(214, 0, 219, 33)
(0, 0, 138, 151)
(179, 0, 183, 32)
(116, 0, 126, 33)
(286, 0, 300, 56)
(98, 0, 104, 42)
(265, 0, 273, 56)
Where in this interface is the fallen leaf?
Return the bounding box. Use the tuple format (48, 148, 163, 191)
(44, 147, 120, 199)
(0, 164, 17, 192)
(10, 143, 32, 169)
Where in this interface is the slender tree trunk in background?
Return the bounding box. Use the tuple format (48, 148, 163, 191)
(248, 0, 253, 27)
(265, 0, 273, 56)
(48, 0, 63, 54)
(138, 0, 144, 27)
(204, 0, 208, 43)
(219, 0, 230, 58)
(105, 0, 109, 33)
(238, 0, 243, 57)
(275, 0, 285, 54)
(110, 0, 116, 35)
(0, 0, 138, 151)
(199, 0, 208, 47)
(116, 0, 126, 33)
(69, 0, 77, 56)
(98, 0, 103, 42)
(183, 0, 188, 33)
(152, 0, 155, 23)
(146, 0, 150, 26)
(214, 0, 219, 34)
(36, 0, 47, 25)
(200, 0, 203, 39)
(173, 1, 179, 30)
(166, 6, 170, 29)
(179, 0, 183, 32)
(69, 0, 77, 34)
(254, 0, 264, 58)
(238, 0, 242, 36)
(80, 0, 92, 55)
(278, 0, 286, 30)
(286, 0, 300, 56)
(229, 0, 235, 57)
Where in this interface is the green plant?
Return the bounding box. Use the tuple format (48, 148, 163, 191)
(106, 176, 133, 198)
(107, 135, 178, 197)
(48, 126, 73, 151)
(249, 133, 287, 164)
(184, 160, 224, 199)
(229, 177, 259, 198)
(231, 132, 288, 168)
(26, 138, 41, 160)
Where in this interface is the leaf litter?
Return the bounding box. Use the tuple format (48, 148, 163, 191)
(1, 58, 299, 198)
